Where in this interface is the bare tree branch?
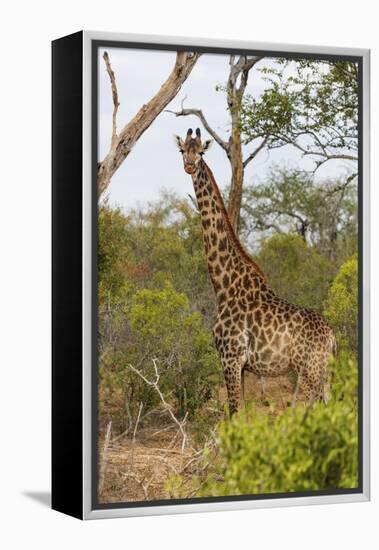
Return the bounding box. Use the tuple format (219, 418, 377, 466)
(244, 56, 264, 72)
(98, 51, 201, 197)
(102, 51, 120, 146)
(278, 134, 358, 164)
(165, 104, 229, 152)
(322, 172, 357, 198)
(243, 137, 268, 168)
(127, 359, 188, 453)
(237, 56, 262, 93)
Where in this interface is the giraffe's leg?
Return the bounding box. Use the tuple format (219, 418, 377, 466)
(291, 366, 304, 407)
(241, 368, 246, 405)
(294, 342, 332, 404)
(297, 368, 326, 404)
(260, 376, 267, 403)
(322, 378, 331, 404)
(298, 376, 315, 403)
(303, 354, 332, 404)
(320, 351, 332, 404)
(292, 364, 318, 406)
(320, 366, 331, 404)
(223, 358, 243, 416)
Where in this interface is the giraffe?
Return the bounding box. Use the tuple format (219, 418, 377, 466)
(174, 128, 337, 415)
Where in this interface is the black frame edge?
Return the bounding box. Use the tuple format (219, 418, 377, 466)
(52, 30, 84, 520)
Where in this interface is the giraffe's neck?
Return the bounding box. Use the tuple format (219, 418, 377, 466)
(192, 160, 266, 305)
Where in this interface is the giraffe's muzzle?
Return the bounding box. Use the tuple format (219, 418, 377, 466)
(184, 164, 195, 174)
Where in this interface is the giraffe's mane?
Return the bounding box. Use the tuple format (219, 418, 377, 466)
(202, 161, 267, 282)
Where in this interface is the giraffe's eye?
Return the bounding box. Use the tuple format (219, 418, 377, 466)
(199, 152, 204, 156)
(179, 149, 184, 154)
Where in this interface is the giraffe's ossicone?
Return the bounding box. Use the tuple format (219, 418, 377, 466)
(174, 128, 336, 415)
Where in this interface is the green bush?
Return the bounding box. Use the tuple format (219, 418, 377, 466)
(324, 255, 358, 351)
(99, 282, 222, 430)
(329, 350, 358, 404)
(191, 346, 359, 497)
(98, 205, 131, 303)
(97, 201, 221, 432)
(200, 398, 358, 496)
(118, 198, 216, 329)
(257, 233, 334, 312)
(127, 283, 222, 417)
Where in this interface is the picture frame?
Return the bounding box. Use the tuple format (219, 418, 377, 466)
(52, 30, 370, 520)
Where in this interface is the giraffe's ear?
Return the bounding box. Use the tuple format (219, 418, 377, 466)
(202, 139, 213, 152)
(173, 135, 185, 151)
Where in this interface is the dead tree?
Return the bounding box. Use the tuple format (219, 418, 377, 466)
(98, 50, 201, 197)
(166, 55, 265, 232)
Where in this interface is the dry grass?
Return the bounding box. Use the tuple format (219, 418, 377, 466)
(98, 429, 196, 503)
(98, 374, 303, 504)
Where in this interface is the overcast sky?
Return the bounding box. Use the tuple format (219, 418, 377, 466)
(98, 47, 356, 211)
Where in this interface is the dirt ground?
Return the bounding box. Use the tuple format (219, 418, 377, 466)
(99, 429, 194, 503)
(99, 373, 300, 504)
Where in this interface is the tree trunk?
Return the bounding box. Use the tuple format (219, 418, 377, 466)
(98, 51, 201, 197)
(165, 55, 263, 235)
(225, 56, 260, 233)
(227, 129, 244, 232)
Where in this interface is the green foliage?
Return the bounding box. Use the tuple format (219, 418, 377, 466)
(329, 350, 358, 404)
(257, 233, 334, 311)
(241, 167, 358, 262)
(239, 60, 358, 168)
(190, 404, 223, 445)
(118, 195, 216, 328)
(166, 346, 359, 499)
(127, 283, 222, 417)
(98, 205, 132, 302)
(98, 195, 359, 499)
(200, 398, 358, 496)
(99, 285, 222, 429)
(98, 199, 222, 431)
(324, 255, 358, 351)
(129, 284, 190, 346)
(198, 345, 359, 496)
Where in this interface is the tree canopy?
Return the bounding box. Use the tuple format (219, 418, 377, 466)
(240, 59, 358, 173)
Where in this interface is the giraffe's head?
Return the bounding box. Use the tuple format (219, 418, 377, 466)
(174, 128, 213, 175)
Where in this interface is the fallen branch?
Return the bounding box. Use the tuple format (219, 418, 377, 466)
(151, 424, 177, 437)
